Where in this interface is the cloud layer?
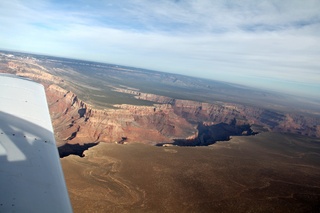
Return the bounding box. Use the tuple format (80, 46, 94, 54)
(0, 0, 319, 99)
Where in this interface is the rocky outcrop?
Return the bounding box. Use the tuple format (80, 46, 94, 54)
(158, 120, 258, 146)
(135, 94, 175, 105)
(45, 85, 195, 146)
(2, 58, 320, 149)
(113, 87, 175, 104)
(130, 90, 320, 138)
(47, 84, 320, 148)
(5, 60, 63, 84)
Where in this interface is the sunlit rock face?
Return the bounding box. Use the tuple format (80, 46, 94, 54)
(46, 85, 195, 146)
(2, 55, 320, 150)
(133, 90, 320, 138)
(44, 84, 320, 149)
(2, 51, 320, 213)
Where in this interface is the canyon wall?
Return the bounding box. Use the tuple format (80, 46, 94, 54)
(47, 85, 320, 147)
(3, 59, 320, 147)
(46, 85, 195, 146)
(134, 90, 320, 137)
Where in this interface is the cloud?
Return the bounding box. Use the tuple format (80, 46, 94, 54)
(0, 0, 319, 99)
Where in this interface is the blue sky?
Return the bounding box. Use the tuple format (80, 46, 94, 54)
(0, 0, 319, 100)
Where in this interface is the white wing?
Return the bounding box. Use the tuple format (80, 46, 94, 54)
(0, 74, 72, 212)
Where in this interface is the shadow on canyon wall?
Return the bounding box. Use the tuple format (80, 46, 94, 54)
(58, 120, 258, 157)
(157, 120, 258, 146)
(58, 142, 99, 158)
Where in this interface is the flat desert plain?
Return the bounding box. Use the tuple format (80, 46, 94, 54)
(61, 132, 320, 213)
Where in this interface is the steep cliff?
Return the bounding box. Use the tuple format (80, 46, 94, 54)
(46, 85, 195, 146)
(46, 84, 320, 148)
(132, 90, 320, 138)
(3, 57, 320, 148)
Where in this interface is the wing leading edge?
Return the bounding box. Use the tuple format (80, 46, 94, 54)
(0, 74, 72, 212)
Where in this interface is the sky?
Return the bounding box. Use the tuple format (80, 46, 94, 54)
(0, 0, 319, 100)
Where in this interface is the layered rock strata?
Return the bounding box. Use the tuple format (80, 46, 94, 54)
(46, 85, 195, 146)
(46, 84, 320, 147)
(3, 58, 320, 148)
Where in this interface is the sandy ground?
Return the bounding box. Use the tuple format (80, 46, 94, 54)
(61, 132, 320, 213)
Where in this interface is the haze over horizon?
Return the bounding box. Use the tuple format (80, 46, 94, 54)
(0, 0, 319, 100)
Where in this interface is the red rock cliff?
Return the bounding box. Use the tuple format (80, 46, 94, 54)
(3, 58, 320, 147)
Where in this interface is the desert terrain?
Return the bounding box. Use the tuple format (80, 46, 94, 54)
(1, 50, 320, 212)
(62, 132, 320, 213)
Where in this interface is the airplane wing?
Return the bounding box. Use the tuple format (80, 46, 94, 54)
(0, 74, 72, 212)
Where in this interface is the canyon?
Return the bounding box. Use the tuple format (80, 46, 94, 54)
(1, 51, 320, 212)
(1, 54, 320, 151)
(46, 84, 320, 150)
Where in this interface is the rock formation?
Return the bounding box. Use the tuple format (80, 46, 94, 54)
(46, 84, 320, 148)
(46, 85, 195, 146)
(2, 56, 320, 150)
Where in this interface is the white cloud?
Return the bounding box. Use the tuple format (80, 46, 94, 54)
(0, 0, 319, 99)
